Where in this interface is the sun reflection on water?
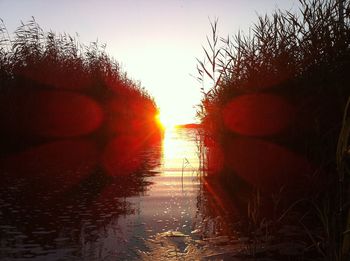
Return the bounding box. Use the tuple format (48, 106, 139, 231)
(161, 128, 200, 176)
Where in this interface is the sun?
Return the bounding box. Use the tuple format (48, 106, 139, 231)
(155, 112, 177, 129)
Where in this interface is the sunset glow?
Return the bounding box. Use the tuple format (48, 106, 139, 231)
(0, 0, 298, 128)
(156, 112, 178, 129)
(1, 0, 336, 259)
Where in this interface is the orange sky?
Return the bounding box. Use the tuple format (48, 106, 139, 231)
(0, 0, 299, 124)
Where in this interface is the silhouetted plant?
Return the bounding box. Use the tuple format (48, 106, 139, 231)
(198, 0, 349, 116)
(197, 0, 350, 260)
(0, 18, 160, 153)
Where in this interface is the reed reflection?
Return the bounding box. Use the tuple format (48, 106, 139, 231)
(0, 139, 161, 260)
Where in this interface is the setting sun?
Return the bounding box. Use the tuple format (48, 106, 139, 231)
(156, 112, 178, 129)
(1, 0, 343, 260)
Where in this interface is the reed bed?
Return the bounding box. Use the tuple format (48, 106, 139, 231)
(0, 18, 155, 101)
(0, 18, 160, 153)
(197, 0, 350, 260)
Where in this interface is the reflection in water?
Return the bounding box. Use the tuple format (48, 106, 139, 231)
(162, 128, 200, 174)
(0, 128, 237, 260)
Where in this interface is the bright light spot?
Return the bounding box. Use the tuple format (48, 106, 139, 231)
(114, 44, 200, 127)
(161, 128, 200, 175)
(156, 112, 178, 129)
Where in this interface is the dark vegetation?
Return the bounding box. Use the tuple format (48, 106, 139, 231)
(0, 18, 157, 153)
(0, 19, 162, 258)
(197, 0, 350, 259)
(0, 18, 161, 165)
(0, 16, 162, 217)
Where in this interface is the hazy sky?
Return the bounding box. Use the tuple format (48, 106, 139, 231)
(0, 0, 299, 124)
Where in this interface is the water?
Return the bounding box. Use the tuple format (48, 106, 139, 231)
(0, 128, 240, 260)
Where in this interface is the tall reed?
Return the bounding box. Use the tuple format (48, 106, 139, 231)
(0, 18, 160, 153)
(197, 0, 350, 259)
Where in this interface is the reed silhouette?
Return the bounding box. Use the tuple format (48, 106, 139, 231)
(0, 19, 163, 259)
(0, 18, 162, 177)
(197, 0, 350, 259)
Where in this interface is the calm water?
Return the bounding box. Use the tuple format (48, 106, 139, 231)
(0, 128, 239, 260)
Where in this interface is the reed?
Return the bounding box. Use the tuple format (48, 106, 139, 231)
(198, 0, 350, 128)
(0, 18, 160, 153)
(0, 17, 155, 100)
(197, 0, 350, 259)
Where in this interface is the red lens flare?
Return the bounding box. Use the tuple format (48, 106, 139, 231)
(223, 94, 295, 137)
(0, 139, 98, 191)
(0, 90, 104, 138)
(223, 137, 314, 193)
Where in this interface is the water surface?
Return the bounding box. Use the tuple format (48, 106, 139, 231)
(0, 128, 239, 260)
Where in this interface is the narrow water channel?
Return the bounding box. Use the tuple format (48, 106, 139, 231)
(0, 128, 241, 260)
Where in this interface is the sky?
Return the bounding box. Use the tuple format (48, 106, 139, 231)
(0, 0, 299, 124)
